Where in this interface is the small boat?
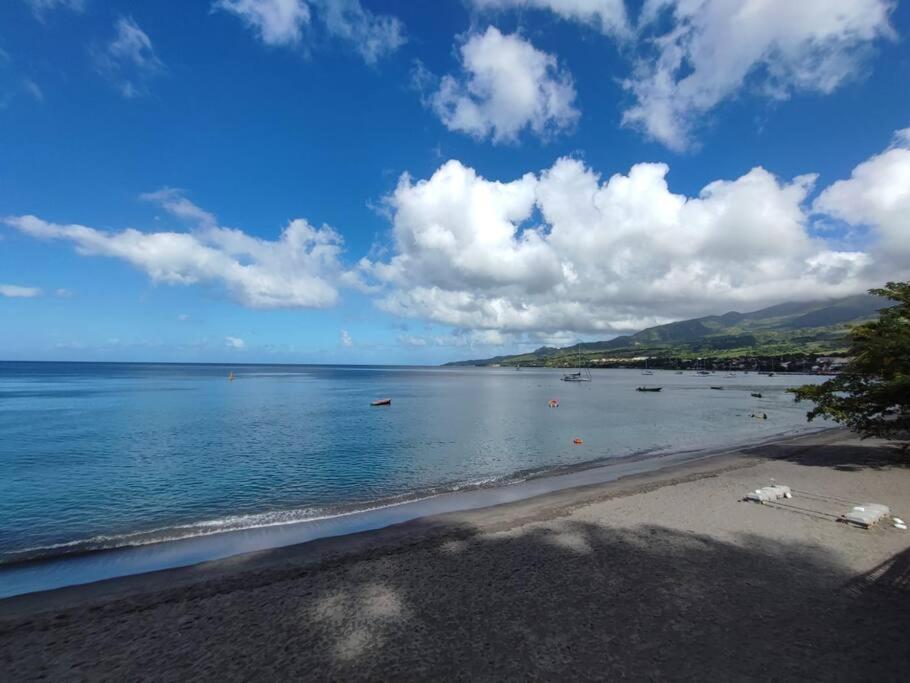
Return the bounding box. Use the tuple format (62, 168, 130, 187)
(697, 370, 711, 376)
(641, 358, 653, 375)
(562, 344, 592, 382)
(675, 371, 684, 375)
(370, 398, 391, 406)
(636, 386, 662, 392)
(573, 438, 584, 445)
(548, 399, 559, 408)
(228, 372, 235, 382)
(751, 392, 763, 398)
(710, 386, 724, 390)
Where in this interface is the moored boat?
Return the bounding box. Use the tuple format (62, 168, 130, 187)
(561, 343, 592, 382)
(370, 398, 392, 406)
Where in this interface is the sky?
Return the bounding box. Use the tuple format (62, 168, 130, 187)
(1, 0, 909, 365)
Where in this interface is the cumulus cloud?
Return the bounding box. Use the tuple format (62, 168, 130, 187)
(813, 127, 910, 262)
(4, 190, 349, 309)
(425, 27, 579, 143)
(94, 16, 164, 98)
(624, 0, 895, 150)
(469, 0, 629, 37)
(0, 284, 43, 298)
(340, 328, 353, 347)
(362, 135, 909, 336)
(225, 336, 246, 349)
(216, 0, 404, 62)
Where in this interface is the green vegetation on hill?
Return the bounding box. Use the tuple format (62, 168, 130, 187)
(444, 294, 887, 369)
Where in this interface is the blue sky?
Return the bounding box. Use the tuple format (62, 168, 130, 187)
(2, 0, 909, 364)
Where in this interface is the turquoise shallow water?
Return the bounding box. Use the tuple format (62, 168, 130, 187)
(0, 361, 826, 565)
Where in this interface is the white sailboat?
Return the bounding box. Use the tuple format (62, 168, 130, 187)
(562, 343, 592, 382)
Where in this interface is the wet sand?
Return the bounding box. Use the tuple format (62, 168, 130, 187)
(2, 428, 909, 680)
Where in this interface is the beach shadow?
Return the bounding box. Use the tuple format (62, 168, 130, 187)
(3, 521, 909, 680)
(744, 440, 910, 472)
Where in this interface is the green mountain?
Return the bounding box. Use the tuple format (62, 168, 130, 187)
(444, 294, 887, 368)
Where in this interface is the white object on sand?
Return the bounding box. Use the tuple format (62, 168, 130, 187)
(745, 485, 792, 503)
(842, 503, 890, 528)
(895, 523, 907, 531)
(893, 517, 904, 525)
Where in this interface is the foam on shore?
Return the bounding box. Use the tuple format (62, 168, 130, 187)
(0, 425, 828, 599)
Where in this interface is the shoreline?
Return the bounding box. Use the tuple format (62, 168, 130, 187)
(0, 424, 834, 601)
(1, 425, 842, 611)
(0, 419, 830, 567)
(2, 427, 908, 678)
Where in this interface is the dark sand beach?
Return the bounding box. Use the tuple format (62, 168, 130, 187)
(2, 428, 909, 680)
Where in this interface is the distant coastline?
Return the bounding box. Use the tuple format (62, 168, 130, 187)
(444, 293, 882, 368)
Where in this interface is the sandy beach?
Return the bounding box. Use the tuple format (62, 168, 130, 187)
(2, 428, 909, 680)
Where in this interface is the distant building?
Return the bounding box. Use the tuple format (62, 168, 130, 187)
(817, 357, 850, 366)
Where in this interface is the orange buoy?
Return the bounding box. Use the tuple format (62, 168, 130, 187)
(573, 438, 584, 445)
(548, 399, 559, 408)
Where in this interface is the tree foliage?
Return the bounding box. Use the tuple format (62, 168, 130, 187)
(790, 282, 909, 440)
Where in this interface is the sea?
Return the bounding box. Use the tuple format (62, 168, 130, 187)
(0, 361, 829, 597)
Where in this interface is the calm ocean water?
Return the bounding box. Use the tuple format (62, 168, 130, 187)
(0, 361, 826, 566)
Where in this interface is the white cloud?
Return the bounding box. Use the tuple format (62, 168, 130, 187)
(624, 0, 895, 150)
(315, 0, 406, 64)
(398, 329, 510, 349)
(25, 0, 85, 19)
(216, 0, 404, 62)
(94, 17, 164, 98)
(398, 334, 428, 348)
(215, 0, 311, 46)
(55, 288, 73, 298)
(340, 328, 353, 347)
(177, 313, 190, 321)
(23, 79, 44, 102)
(426, 27, 579, 143)
(141, 188, 217, 228)
(0, 284, 43, 298)
(813, 128, 910, 262)
(469, 0, 629, 37)
(362, 135, 910, 335)
(4, 190, 348, 309)
(225, 336, 246, 349)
